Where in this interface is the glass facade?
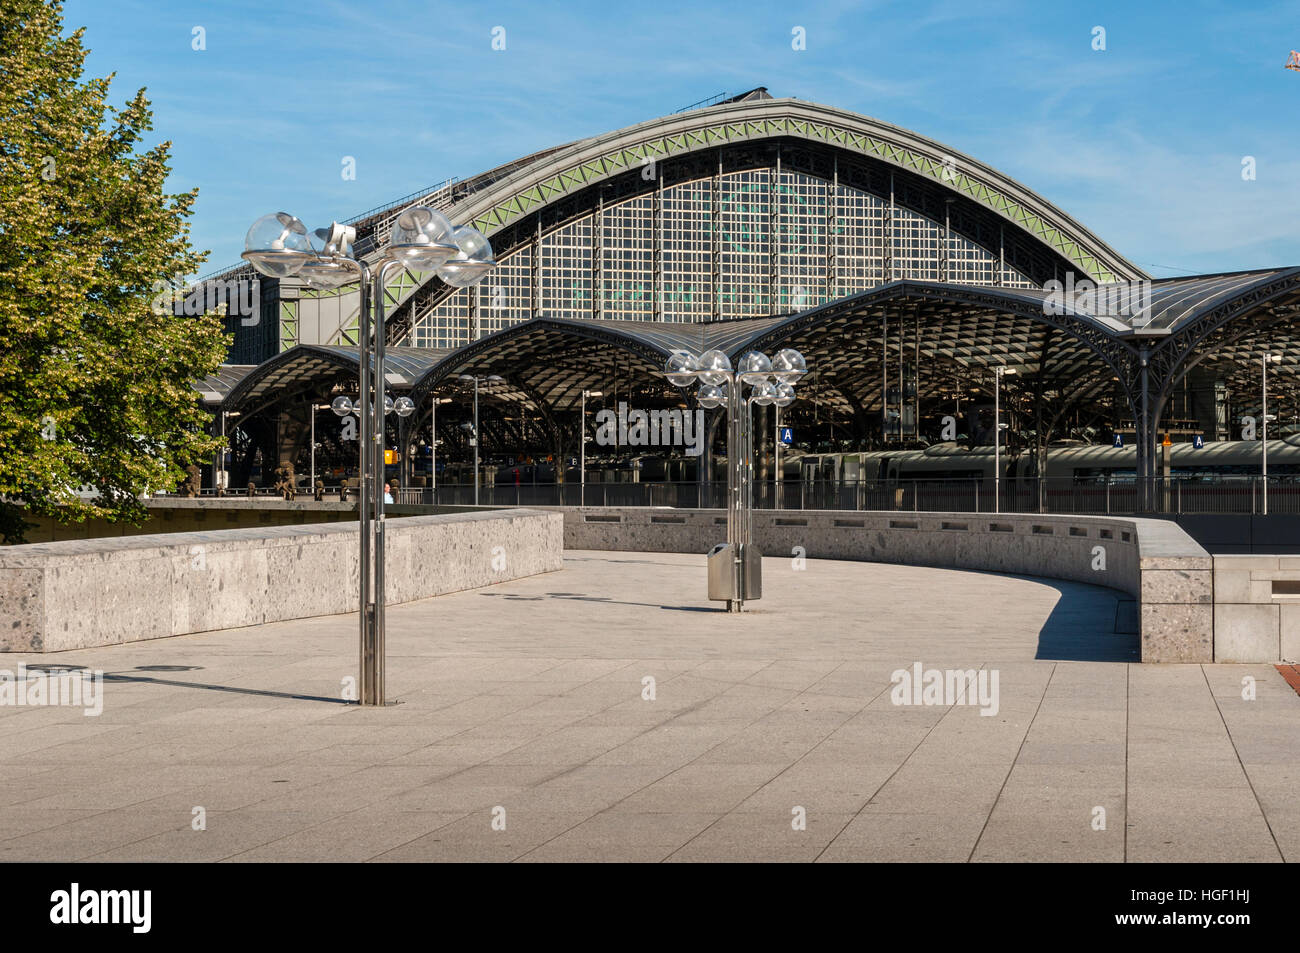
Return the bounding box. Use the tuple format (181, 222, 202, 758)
(776, 171, 829, 311)
(541, 215, 593, 317)
(661, 179, 712, 322)
(717, 169, 771, 317)
(410, 288, 470, 349)
(834, 185, 886, 296)
(893, 206, 942, 282)
(481, 245, 531, 336)
(601, 196, 654, 320)
(948, 232, 996, 285)
(402, 169, 1036, 347)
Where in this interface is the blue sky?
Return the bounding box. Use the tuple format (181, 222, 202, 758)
(63, 0, 1300, 278)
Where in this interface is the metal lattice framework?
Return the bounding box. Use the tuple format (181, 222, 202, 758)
(261, 96, 1148, 352)
(454, 99, 1141, 280)
(197, 95, 1300, 488)
(201, 270, 1300, 487)
(388, 281, 1135, 438)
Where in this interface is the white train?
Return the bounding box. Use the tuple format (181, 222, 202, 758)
(796, 436, 1300, 486)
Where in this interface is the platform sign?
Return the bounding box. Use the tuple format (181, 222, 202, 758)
(779, 426, 794, 446)
(1113, 433, 1123, 448)
(1193, 434, 1204, 449)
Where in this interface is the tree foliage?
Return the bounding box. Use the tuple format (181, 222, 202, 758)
(0, 0, 227, 543)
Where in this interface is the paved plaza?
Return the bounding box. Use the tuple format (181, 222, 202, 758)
(0, 551, 1295, 862)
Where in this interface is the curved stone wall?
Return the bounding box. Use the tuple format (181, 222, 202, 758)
(561, 508, 1213, 663)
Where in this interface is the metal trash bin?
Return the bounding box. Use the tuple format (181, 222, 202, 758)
(707, 542, 762, 602)
(707, 542, 735, 601)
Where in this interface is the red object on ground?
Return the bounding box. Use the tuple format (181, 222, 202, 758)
(1276, 664, 1300, 696)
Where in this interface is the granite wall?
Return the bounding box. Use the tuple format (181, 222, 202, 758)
(0, 508, 562, 653)
(561, 508, 1216, 663)
(1212, 555, 1300, 662)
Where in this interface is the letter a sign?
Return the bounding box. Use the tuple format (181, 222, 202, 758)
(1113, 433, 1123, 448)
(779, 427, 793, 446)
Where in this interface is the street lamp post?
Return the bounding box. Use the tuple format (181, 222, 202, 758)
(581, 389, 602, 506)
(431, 396, 451, 502)
(242, 208, 495, 706)
(472, 376, 479, 506)
(1263, 352, 1280, 515)
(457, 374, 504, 505)
(665, 347, 805, 611)
(309, 403, 326, 490)
(772, 404, 779, 501)
(993, 365, 1015, 514)
(217, 410, 241, 494)
(218, 410, 226, 493)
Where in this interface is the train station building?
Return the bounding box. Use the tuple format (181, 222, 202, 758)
(193, 88, 1300, 512)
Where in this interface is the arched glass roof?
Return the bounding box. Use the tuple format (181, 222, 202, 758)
(203, 268, 1300, 417)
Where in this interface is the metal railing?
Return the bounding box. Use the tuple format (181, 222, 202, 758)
(387, 476, 1300, 515)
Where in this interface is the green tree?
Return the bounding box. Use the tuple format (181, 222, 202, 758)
(0, 0, 227, 543)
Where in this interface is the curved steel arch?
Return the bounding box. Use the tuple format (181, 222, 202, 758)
(222, 344, 443, 414)
(737, 280, 1141, 387)
(407, 316, 693, 409)
(357, 97, 1147, 346)
(452, 99, 1143, 283)
(395, 281, 1148, 462)
(223, 344, 365, 414)
(1146, 269, 1300, 394)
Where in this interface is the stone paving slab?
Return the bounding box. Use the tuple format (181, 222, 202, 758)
(0, 550, 1294, 862)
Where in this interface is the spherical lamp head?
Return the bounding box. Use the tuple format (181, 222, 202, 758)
(771, 348, 807, 384)
(697, 349, 733, 386)
(665, 350, 701, 387)
(435, 225, 496, 288)
(751, 380, 777, 406)
(737, 350, 773, 385)
(386, 206, 459, 271)
(696, 382, 726, 409)
(297, 257, 356, 290)
(242, 212, 313, 278)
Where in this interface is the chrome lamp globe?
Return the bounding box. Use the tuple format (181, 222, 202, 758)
(665, 350, 702, 387)
(771, 348, 808, 383)
(736, 351, 773, 385)
(697, 349, 733, 386)
(437, 224, 497, 287)
(242, 212, 314, 278)
(296, 222, 362, 290)
(696, 382, 727, 409)
(387, 208, 459, 271)
(661, 345, 807, 612)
